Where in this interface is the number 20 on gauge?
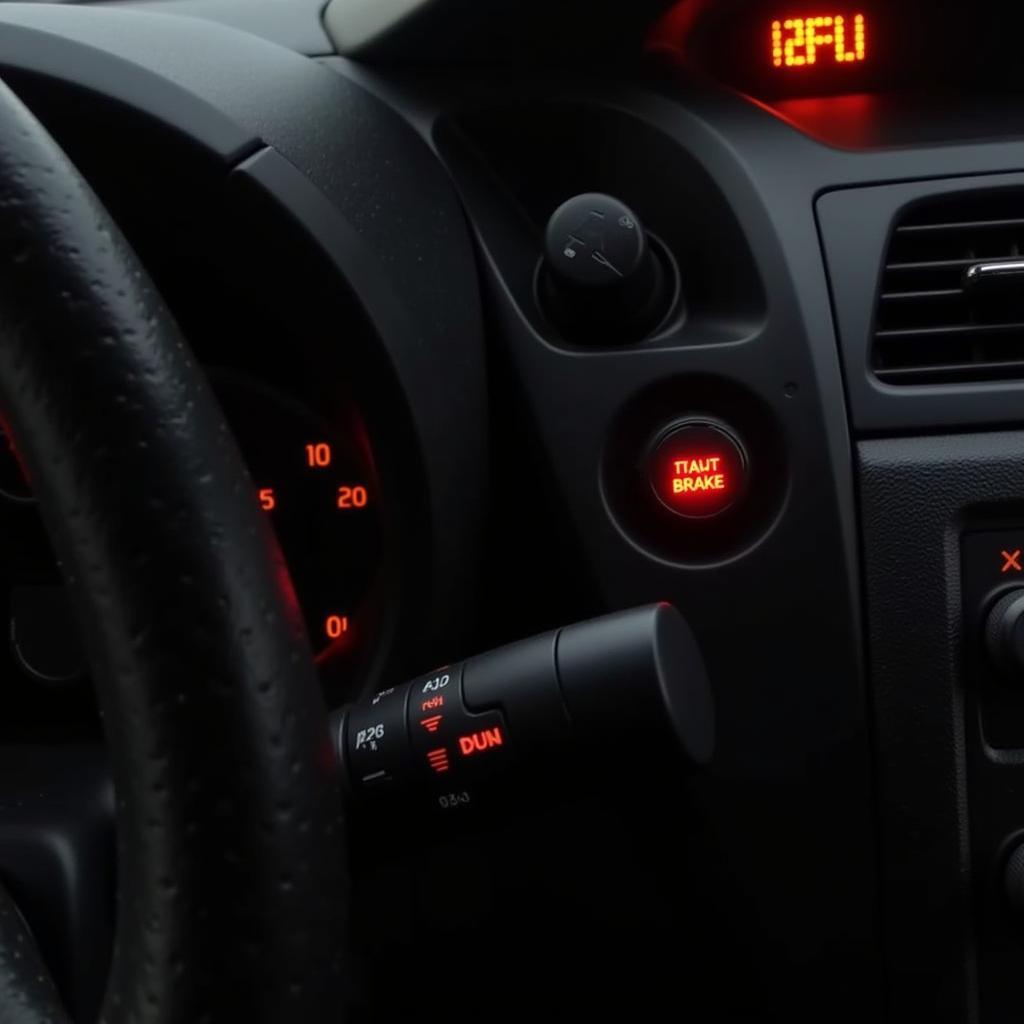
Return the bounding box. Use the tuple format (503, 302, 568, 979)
(337, 485, 368, 510)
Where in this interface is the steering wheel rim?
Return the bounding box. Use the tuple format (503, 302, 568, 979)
(0, 78, 350, 1022)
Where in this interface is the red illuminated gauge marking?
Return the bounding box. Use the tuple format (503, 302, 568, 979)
(427, 748, 451, 774)
(337, 485, 369, 509)
(1002, 549, 1023, 574)
(771, 12, 866, 68)
(325, 614, 349, 640)
(649, 421, 749, 520)
(421, 695, 445, 712)
(420, 715, 444, 733)
(305, 442, 332, 468)
(211, 376, 385, 669)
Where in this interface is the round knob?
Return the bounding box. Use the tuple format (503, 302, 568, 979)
(985, 589, 1024, 675)
(539, 193, 671, 344)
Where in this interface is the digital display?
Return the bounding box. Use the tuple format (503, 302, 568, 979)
(771, 13, 867, 69)
(646, 0, 886, 102)
(650, 0, 1024, 136)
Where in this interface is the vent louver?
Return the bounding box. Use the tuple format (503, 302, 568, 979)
(873, 191, 1024, 385)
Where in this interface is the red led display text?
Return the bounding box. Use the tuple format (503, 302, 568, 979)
(771, 13, 866, 68)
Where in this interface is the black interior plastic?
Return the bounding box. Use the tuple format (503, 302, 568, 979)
(2, 0, 1024, 1020)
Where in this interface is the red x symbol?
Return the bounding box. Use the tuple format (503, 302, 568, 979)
(1002, 549, 1022, 573)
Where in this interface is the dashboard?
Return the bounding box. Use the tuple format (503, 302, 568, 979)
(2, 0, 1024, 1022)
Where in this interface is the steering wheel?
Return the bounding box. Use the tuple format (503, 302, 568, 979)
(0, 79, 350, 1023)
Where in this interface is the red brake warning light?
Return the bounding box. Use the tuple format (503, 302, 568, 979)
(649, 421, 749, 519)
(669, 455, 728, 497)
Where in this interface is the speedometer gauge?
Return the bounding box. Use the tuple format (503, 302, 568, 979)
(213, 375, 384, 683)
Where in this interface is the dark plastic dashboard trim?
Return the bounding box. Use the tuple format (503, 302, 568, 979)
(336, 63, 883, 1019)
(0, 14, 258, 164)
(104, 0, 335, 56)
(856, 430, 1024, 1022)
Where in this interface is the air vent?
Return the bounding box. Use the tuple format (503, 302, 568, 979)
(873, 191, 1024, 385)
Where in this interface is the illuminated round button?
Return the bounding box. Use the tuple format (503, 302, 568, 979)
(649, 420, 749, 519)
